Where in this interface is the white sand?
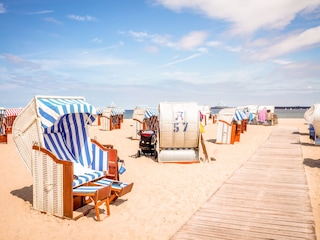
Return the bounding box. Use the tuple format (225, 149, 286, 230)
(0, 118, 319, 240)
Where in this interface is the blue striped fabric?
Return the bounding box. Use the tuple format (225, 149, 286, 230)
(44, 113, 93, 168)
(234, 110, 247, 121)
(43, 129, 106, 188)
(40, 101, 110, 187)
(72, 170, 105, 188)
(73, 185, 105, 194)
(37, 97, 108, 187)
(145, 108, 158, 119)
(96, 108, 103, 114)
(91, 143, 108, 171)
(111, 108, 125, 116)
(95, 178, 129, 189)
(44, 132, 77, 162)
(37, 97, 96, 129)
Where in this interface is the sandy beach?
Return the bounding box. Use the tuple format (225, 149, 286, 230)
(0, 118, 319, 240)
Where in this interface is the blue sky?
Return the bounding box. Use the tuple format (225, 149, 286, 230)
(0, 0, 320, 109)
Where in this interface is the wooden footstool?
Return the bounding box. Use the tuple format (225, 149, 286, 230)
(73, 185, 111, 221)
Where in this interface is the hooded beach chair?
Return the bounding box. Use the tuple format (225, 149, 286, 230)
(132, 106, 159, 140)
(216, 108, 247, 144)
(12, 96, 133, 220)
(158, 102, 200, 163)
(0, 107, 7, 143)
(304, 103, 320, 145)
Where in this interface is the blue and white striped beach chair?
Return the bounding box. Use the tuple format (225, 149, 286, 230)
(42, 112, 108, 187)
(13, 96, 133, 220)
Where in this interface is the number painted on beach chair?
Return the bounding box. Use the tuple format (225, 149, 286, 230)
(173, 122, 188, 132)
(175, 111, 184, 121)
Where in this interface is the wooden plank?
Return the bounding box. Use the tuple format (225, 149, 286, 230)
(194, 206, 314, 223)
(172, 127, 316, 240)
(174, 222, 313, 240)
(180, 218, 314, 237)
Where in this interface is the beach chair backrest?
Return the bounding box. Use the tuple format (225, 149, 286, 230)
(43, 113, 94, 168)
(44, 132, 76, 162)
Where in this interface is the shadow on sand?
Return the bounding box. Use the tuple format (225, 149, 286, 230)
(303, 158, 320, 168)
(206, 139, 216, 143)
(11, 185, 33, 205)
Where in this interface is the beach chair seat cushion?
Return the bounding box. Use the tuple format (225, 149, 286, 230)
(73, 162, 106, 187)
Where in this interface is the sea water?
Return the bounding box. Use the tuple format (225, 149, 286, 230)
(274, 109, 306, 118)
(123, 108, 307, 119)
(124, 109, 134, 119)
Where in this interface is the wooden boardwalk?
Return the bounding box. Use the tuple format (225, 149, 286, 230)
(172, 127, 316, 240)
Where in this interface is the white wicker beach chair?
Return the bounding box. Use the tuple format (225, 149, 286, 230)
(132, 106, 158, 140)
(215, 108, 248, 144)
(12, 96, 133, 220)
(158, 102, 200, 163)
(0, 107, 7, 143)
(304, 103, 320, 145)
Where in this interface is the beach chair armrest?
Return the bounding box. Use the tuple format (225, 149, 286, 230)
(91, 139, 116, 154)
(90, 139, 118, 175)
(32, 145, 73, 166)
(31, 145, 74, 218)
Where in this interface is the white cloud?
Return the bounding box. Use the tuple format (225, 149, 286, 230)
(127, 30, 208, 50)
(38, 56, 132, 70)
(225, 46, 242, 53)
(177, 31, 208, 50)
(155, 0, 320, 34)
(277, 61, 320, 79)
(160, 71, 203, 84)
(68, 14, 96, 21)
(144, 45, 158, 53)
(158, 52, 203, 68)
(27, 10, 54, 15)
(44, 17, 62, 25)
(207, 40, 242, 53)
(197, 47, 208, 53)
(206, 41, 221, 47)
(273, 59, 293, 65)
(2, 54, 40, 70)
(0, 3, 6, 13)
(252, 26, 320, 61)
(151, 34, 175, 48)
(129, 31, 149, 40)
(92, 38, 102, 43)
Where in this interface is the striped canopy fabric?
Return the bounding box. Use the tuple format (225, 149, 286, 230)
(102, 107, 124, 118)
(111, 108, 125, 116)
(43, 112, 108, 168)
(145, 108, 158, 119)
(37, 97, 97, 129)
(5, 108, 23, 117)
(43, 113, 92, 164)
(37, 96, 108, 187)
(218, 108, 247, 123)
(234, 109, 247, 121)
(96, 108, 103, 114)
